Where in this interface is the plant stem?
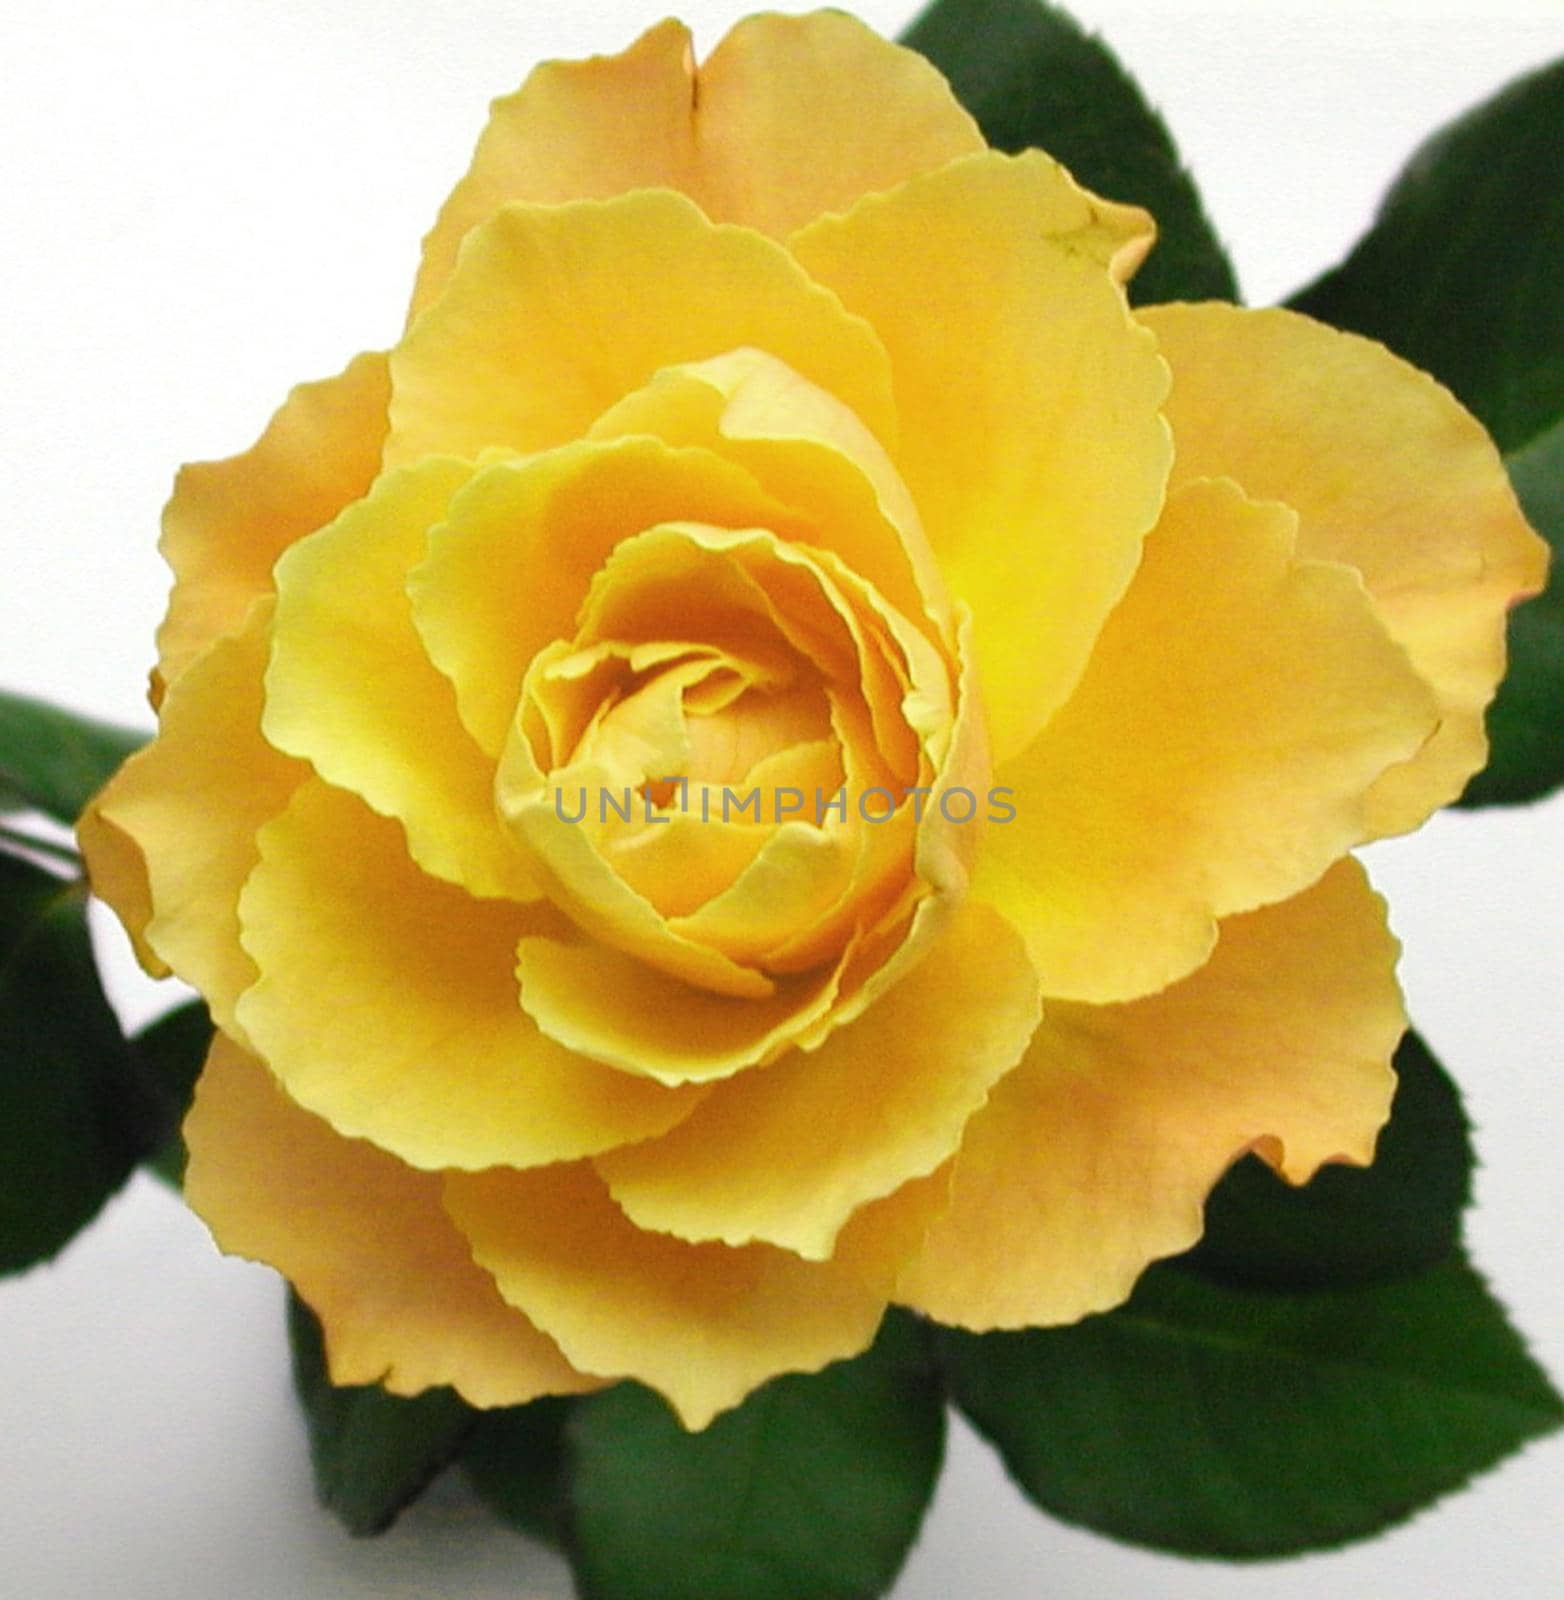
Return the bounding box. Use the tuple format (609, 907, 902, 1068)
(0, 821, 82, 869)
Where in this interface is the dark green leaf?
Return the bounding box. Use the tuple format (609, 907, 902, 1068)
(287, 1292, 477, 1536)
(0, 687, 147, 827)
(1459, 417, 1564, 806)
(132, 1000, 213, 1187)
(566, 1312, 945, 1600)
(461, 1397, 575, 1550)
(941, 1256, 1563, 1560)
(1291, 59, 1564, 456)
(1183, 1030, 1471, 1290)
(1289, 61, 1564, 805)
(902, 0, 1238, 303)
(0, 852, 154, 1273)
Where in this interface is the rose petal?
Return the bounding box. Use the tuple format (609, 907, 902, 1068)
(155, 351, 389, 702)
(667, 822, 860, 971)
(389, 188, 896, 470)
(898, 858, 1403, 1329)
(74, 807, 168, 978)
(409, 13, 982, 319)
(496, 520, 938, 998)
(185, 1035, 596, 1406)
(513, 932, 845, 1086)
(1142, 302, 1548, 834)
(409, 438, 792, 760)
(442, 1160, 886, 1429)
(504, 764, 781, 1001)
(831, 1167, 955, 1297)
(602, 808, 776, 918)
(589, 348, 949, 640)
(89, 599, 304, 1039)
(264, 457, 540, 901)
(974, 478, 1436, 1004)
(676, 11, 983, 239)
(234, 778, 705, 1170)
(596, 901, 1039, 1258)
(791, 150, 1171, 761)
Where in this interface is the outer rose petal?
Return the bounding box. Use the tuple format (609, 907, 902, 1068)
(595, 901, 1039, 1259)
(831, 1167, 955, 1297)
(442, 1161, 886, 1430)
(85, 599, 305, 1040)
(409, 12, 983, 320)
(1142, 303, 1548, 834)
(974, 478, 1437, 1004)
(791, 150, 1171, 762)
(155, 351, 389, 702)
(184, 1036, 595, 1406)
(388, 189, 896, 471)
(234, 779, 706, 1171)
(73, 807, 167, 978)
(264, 457, 541, 901)
(898, 859, 1404, 1330)
(679, 11, 981, 241)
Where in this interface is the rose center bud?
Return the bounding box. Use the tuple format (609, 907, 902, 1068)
(495, 519, 960, 997)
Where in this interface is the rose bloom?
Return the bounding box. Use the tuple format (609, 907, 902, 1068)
(82, 14, 1543, 1428)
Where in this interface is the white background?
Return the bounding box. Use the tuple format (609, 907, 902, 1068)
(1, 2, 1561, 1596)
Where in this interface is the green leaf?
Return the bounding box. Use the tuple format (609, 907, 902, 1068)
(0, 852, 154, 1274)
(132, 1000, 213, 1187)
(1183, 1030, 1471, 1291)
(941, 1256, 1563, 1560)
(461, 1396, 575, 1550)
(566, 1313, 945, 1600)
(1459, 417, 1564, 806)
(902, 0, 1238, 304)
(287, 1292, 477, 1536)
(1291, 60, 1564, 455)
(1289, 60, 1564, 805)
(0, 687, 147, 827)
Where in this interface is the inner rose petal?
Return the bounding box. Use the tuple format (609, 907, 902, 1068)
(496, 519, 958, 994)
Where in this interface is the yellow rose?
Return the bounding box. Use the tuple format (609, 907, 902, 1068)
(80, 13, 1545, 1429)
